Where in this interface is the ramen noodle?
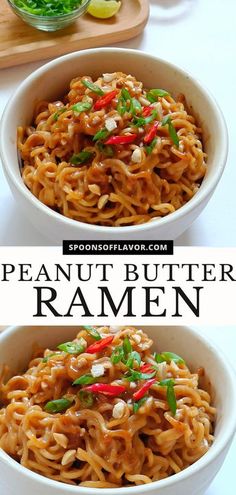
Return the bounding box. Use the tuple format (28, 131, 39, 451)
(17, 73, 207, 226)
(0, 326, 215, 488)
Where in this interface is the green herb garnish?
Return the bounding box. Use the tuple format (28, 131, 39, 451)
(126, 351, 142, 368)
(44, 398, 73, 413)
(82, 79, 104, 95)
(161, 115, 179, 147)
(125, 369, 156, 382)
(133, 110, 158, 127)
(155, 352, 185, 365)
(13, 0, 83, 16)
(83, 326, 101, 341)
(72, 102, 92, 114)
(121, 88, 131, 101)
(57, 340, 85, 355)
(133, 396, 148, 413)
(97, 143, 114, 157)
(123, 336, 132, 356)
(111, 345, 124, 364)
(53, 107, 67, 121)
(145, 137, 157, 155)
(42, 353, 58, 363)
(73, 374, 96, 386)
(159, 379, 177, 415)
(130, 98, 142, 115)
(70, 151, 93, 165)
(147, 89, 169, 102)
(79, 390, 94, 408)
(93, 128, 110, 142)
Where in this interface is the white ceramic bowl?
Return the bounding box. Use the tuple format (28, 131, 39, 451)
(0, 325, 235, 495)
(0, 48, 228, 243)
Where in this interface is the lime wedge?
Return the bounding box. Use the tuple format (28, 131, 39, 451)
(87, 0, 121, 19)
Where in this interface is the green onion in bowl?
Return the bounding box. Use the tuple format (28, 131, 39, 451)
(7, 0, 92, 32)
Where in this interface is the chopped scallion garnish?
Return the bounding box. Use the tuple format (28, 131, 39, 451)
(44, 398, 73, 413)
(147, 89, 169, 102)
(79, 390, 94, 408)
(133, 396, 148, 413)
(72, 102, 92, 113)
(82, 79, 104, 95)
(145, 137, 157, 155)
(73, 374, 96, 386)
(83, 326, 101, 341)
(159, 378, 177, 415)
(161, 115, 179, 147)
(57, 340, 85, 355)
(53, 107, 66, 121)
(154, 352, 185, 365)
(125, 369, 156, 382)
(70, 151, 93, 165)
(93, 128, 110, 142)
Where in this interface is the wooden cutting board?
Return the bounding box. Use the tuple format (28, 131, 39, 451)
(0, 0, 149, 69)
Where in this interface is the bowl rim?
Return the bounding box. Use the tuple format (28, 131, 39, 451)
(0, 324, 236, 494)
(0, 47, 228, 234)
(6, 0, 91, 19)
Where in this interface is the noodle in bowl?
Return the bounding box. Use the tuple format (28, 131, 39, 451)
(0, 48, 228, 242)
(0, 325, 235, 495)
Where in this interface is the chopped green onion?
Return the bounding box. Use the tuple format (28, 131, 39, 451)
(82, 79, 104, 95)
(147, 89, 169, 102)
(161, 115, 179, 147)
(155, 352, 185, 365)
(70, 151, 93, 165)
(130, 98, 142, 115)
(97, 143, 114, 157)
(44, 398, 73, 413)
(93, 128, 110, 142)
(53, 107, 66, 121)
(72, 102, 92, 113)
(133, 110, 158, 127)
(73, 374, 96, 386)
(57, 340, 85, 355)
(121, 88, 131, 101)
(123, 336, 132, 357)
(126, 351, 141, 368)
(159, 379, 177, 415)
(83, 326, 101, 341)
(125, 370, 156, 382)
(117, 96, 127, 116)
(133, 396, 148, 413)
(110, 345, 124, 364)
(145, 137, 157, 155)
(79, 390, 94, 408)
(13, 0, 83, 16)
(42, 353, 58, 363)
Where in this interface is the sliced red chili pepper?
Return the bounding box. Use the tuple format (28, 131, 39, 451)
(142, 105, 155, 117)
(133, 378, 156, 401)
(140, 363, 154, 374)
(83, 383, 126, 396)
(144, 122, 159, 144)
(86, 335, 114, 354)
(94, 90, 118, 111)
(105, 134, 138, 145)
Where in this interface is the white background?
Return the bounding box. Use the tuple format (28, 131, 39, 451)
(0, 1, 236, 494)
(0, 0, 236, 245)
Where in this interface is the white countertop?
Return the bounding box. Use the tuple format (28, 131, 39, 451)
(0, 0, 236, 245)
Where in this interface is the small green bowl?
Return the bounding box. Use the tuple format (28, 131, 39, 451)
(7, 0, 92, 32)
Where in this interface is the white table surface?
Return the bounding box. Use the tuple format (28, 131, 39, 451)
(0, 0, 236, 245)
